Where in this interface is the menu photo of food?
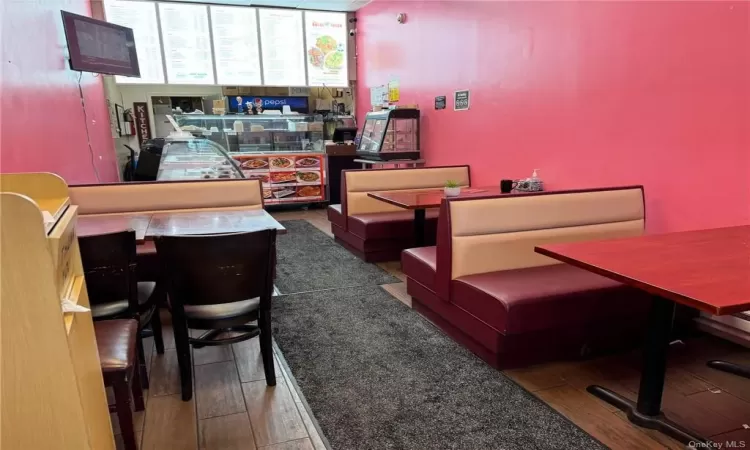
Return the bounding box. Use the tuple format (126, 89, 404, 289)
(263, 188, 273, 200)
(270, 171, 297, 184)
(308, 35, 344, 73)
(269, 156, 295, 171)
(237, 156, 269, 171)
(243, 172, 270, 185)
(271, 187, 297, 200)
(295, 157, 321, 168)
(296, 170, 321, 185)
(296, 185, 322, 199)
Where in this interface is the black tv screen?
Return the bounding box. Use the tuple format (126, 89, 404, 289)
(61, 11, 140, 77)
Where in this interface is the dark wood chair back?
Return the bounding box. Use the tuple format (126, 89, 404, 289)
(155, 230, 276, 312)
(78, 230, 138, 312)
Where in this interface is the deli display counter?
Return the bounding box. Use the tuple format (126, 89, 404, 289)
(175, 114, 325, 153)
(159, 114, 327, 205)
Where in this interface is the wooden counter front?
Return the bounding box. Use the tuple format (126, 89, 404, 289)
(1, 176, 114, 450)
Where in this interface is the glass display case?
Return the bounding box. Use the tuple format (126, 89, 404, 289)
(356, 109, 420, 161)
(157, 138, 244, 181)
(161, 114, 327, 205)
(175, 114, 325, 153)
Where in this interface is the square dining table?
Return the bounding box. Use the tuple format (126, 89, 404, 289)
(76, 214, 153, 243)
(535, 225, 750, 445)
(367, 187, 492, 246)
(76, 209, 286, 243)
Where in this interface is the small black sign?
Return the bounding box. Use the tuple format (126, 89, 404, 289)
(454, 90, 470, 111)
(435, 96, 446, 110)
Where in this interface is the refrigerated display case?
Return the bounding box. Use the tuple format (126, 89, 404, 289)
(356, 109, 420, 161)
(157, 139, 244, 181)
(163, 114, 327, 205)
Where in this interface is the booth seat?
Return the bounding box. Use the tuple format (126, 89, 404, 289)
(70, 179, 264, 281)
(327, 166, 470, 262)
(69, 179, 263, 216)
(402, 186, 652, 369)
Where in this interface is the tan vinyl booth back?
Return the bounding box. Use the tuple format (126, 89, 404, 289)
(69, 179, 263, 216)
(345, 166, 470, 216)
(449, 187, 645, 279)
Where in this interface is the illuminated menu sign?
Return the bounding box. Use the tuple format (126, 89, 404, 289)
(304, 11, 348, 87)
(210, 6, 262, 86)
(159, 3, 215, 84)
(104, 0, 164, 83)
(258, 9, 306, 87)
(107, 5, 350, 87)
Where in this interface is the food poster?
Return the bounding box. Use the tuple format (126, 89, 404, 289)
(304, 12, 347, 87)
(233, 154, 325, 204)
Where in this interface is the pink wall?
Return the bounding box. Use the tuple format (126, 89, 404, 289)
(1, 0, 119, 184)
(356, 1, 750, 232)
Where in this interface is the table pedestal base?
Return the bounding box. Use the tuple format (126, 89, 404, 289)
(707, 360, 750, 379)
(414, 209, 426, 247)
(587, 385, 706, 444)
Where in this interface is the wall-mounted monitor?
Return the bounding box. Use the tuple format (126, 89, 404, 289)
(61, 10, 141, 77)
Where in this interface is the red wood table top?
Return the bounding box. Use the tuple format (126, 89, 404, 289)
(535, 225, 750, 316)
(367, 187, 497, 209)
(146, 209, 286, 237)
(76, 214, 152, 243)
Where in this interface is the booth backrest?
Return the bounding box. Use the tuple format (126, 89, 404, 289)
(343, 166, 470, 216)
(69, 179, 263, 215)
(439, 187, 645, 282)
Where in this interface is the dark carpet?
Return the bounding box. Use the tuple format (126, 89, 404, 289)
(275, 220, 398, 294)
(273, 285, 605, 450)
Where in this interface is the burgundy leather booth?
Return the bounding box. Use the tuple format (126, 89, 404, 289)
(327, 166, 470, 262)
(402, 187, 652, 369)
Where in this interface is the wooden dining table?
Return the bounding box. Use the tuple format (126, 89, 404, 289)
(76, 209, 286, 244)
(367, 186, 552, 246)
(535, 225, 750, 445)
(367, 187, 492, 246)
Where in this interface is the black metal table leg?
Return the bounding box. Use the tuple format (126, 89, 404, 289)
(414, 209, 426, 247)
(587, 295, 708, 445)
(707, 360, 750, 379)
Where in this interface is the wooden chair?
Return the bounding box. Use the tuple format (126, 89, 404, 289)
(155, 230, 277, 401)
(94, 319, 144, 450)
(79, 230, 165, 388)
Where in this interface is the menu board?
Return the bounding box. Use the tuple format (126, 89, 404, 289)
(233, 154, 325, 204)
(159, 3, 215, 85)
(304, 11, 348, 87)
(210, 6, 262, 86)
(258, 9, 306, 87)
(104, 0, 165, 84)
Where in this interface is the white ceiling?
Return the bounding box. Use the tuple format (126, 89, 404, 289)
(157, 0, 370, 12)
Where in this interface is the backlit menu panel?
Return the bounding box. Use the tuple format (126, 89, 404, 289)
(258, 9, 306, 87)
(210, 6, 262, 86)
(104, 0, 164, 83)
(159, 3, 215, 84)
(304, 11, 347, 87)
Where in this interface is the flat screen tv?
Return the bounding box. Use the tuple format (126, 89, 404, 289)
(61, 11, 140, 77)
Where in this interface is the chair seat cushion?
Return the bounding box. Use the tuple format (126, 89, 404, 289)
(327, 204, 346, 229)
(402, 246, 437, 290)
(94, 319, 138, 372)
(348, 209, 439, 240)
(92, 282, 157, 319)
(452, 264, 651, 335)
(184, 297, 260, 320)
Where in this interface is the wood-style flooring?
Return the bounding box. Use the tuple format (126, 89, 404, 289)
(115, 209, 750, 450)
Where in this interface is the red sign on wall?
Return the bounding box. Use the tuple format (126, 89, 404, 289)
(133, 102, 151, 148)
